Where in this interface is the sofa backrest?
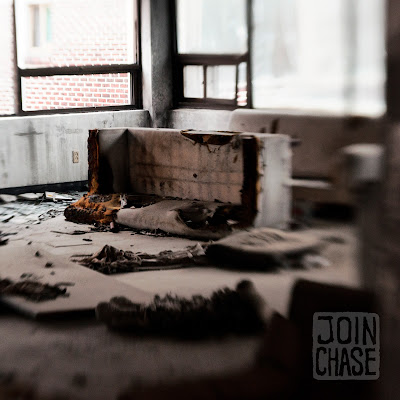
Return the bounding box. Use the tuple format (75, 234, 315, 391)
(96, 128, 258, 204)
(229, 109, 384, 179)
(126, 128, 244, 204)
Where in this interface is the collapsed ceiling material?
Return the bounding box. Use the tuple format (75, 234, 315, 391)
(0, 191, 82, 225)
(96, 280, 269, 338)
(73, 243, 207, 275)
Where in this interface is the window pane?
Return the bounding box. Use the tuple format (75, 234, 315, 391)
(252, 0, 385, 116)
(177, 0, 247, 54)
(237, 62, 247, 106)
(21, 73, 131, 111)
(0, 0, 15, 115)
(15, 0, 136, 68)
(184, 66, 204, 98)
(207, 65, 236, 99)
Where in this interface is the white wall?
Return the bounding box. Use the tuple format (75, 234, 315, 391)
(0, 110, 149, 189)
(168, 109, 231, 131)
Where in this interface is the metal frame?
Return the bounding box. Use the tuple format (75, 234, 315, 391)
(171, 0, 253, 110)
(1, 0, 142, 118)
(246, 0, 253, 108)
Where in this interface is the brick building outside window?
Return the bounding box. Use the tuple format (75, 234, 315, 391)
(0, 0, 138, 115)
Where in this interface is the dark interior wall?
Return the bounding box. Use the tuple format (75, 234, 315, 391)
(361, 0, 400, 397)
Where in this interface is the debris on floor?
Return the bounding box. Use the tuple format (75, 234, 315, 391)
(134, 229, 170, 237)
(51, 229, 91, 235)
(0, 278, 70, 302)
(206, 227, 322, 269)
(96, 280, 269, 338)
(71, 226, 330, 275)
(0, 215, 14, 223)
(17, 193, 43, 201)
(0, 231, 10, 246)
(0, 194, 17, 203)
(44, 192, 73, 202)
(74, 243, 207, 275)
(0, 191, 82, 225)
(65, 193, 246, 239)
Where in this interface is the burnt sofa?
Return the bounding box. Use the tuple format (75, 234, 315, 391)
(66, 128, 292, 237)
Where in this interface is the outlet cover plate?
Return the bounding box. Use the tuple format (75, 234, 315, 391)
(72, 151, 79, 163)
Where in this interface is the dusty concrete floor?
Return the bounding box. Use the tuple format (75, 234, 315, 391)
(0, 211, 360, 400)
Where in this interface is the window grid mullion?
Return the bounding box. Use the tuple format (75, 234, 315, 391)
(12, 0, 22, 115)
(246, 0, 253, 108)
(235, 63, 239, 107)
(203, 65, 207, 98)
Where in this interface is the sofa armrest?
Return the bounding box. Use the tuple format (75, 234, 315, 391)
(339, 144, 384, 190)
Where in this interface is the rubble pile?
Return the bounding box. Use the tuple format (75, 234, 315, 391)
(74, 243, 207, 274)
(96, 280, 268, 338)
(0, 191, 82, 225)
(0, 278, 69, 302)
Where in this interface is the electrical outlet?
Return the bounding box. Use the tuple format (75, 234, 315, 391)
(72, 151, 79, 163)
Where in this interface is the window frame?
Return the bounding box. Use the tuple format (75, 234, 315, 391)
(1, 0, 142, 118)
(171, 0, 253, 110)
(172, 0, 385, 116)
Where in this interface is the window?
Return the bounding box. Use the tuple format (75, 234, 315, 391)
(252, 0, 385, 115)
(175, 0, 385, 116)
(0, 0, 141, 116)
(174, 0, 250, 108)
(30, 3, 52, 49)
(0, 0, 16, 115)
